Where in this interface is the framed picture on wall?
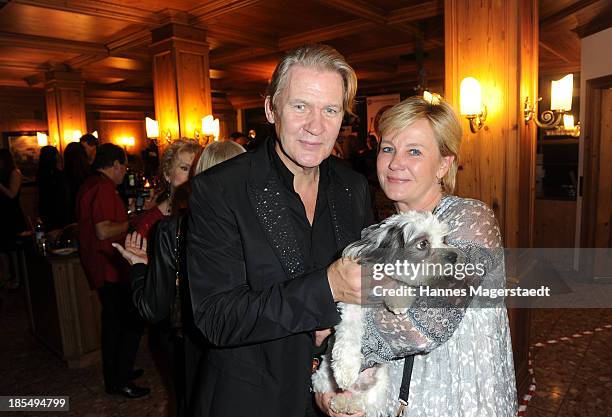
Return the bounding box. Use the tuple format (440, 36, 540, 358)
(2, 131, 44, 183)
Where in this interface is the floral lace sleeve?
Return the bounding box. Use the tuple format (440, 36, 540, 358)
(360, 197, 505, 368)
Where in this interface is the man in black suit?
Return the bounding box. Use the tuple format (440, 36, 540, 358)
(187, 44, 372, 417)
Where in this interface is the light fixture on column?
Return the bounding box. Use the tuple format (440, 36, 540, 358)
(64, 129, 82, 143)
(37, 132, 48, 147)
(459, 77, 487, 133)
(524, 74, 573, 129)
(91, 131, 99, 139)
(423, 90, 442, 105)
(145, 117, 159, 139)
(201, 115, 220, 144)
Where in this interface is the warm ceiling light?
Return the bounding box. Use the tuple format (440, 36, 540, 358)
(459, 77, 486, 133)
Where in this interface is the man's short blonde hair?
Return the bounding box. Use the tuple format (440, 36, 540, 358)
(266, 44, 357, 116)
(377, 96, 462, 194)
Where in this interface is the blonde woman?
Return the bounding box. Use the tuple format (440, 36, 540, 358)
(315, 96, 517, 417)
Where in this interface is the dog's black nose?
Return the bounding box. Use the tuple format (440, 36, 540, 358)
(445, 251, 458, 263)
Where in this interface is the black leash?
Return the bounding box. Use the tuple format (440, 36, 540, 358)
(396, 355, 415, 417)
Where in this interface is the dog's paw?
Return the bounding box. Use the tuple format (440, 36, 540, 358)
(332, 354, 363, 390)
(330, 393, 365, 415)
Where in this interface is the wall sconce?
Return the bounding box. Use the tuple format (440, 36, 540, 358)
(423, 90, 442, 105)
(145, 117, 159, 140)
(201, 115, 220, 143)
(524, 73, 573, 128)
(63, 129, 83, 143)
(91, 131, 98, 139)
(119, 136, 135, 150)
(459, 77, 487, 133)
(36, 132, 48, 147)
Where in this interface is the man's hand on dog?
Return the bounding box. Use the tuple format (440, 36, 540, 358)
(315, 328, 333, 347)
(315, 391, 365, 417)
(327, 258, 363, 304)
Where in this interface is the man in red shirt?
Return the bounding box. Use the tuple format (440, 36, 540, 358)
(77, 143, 149, 398)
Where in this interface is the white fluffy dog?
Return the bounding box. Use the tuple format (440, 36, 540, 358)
(312, 211, 460, 417)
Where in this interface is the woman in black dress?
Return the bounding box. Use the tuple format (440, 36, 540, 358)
(36, 146, 71, 230)
(0, 149, 27, 289)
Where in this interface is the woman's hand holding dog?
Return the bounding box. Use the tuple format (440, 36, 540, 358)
(327, 258, 363, 304)
(315, 391, 365, 417)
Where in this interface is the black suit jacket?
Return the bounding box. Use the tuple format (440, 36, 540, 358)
(187, 138, 373, 417)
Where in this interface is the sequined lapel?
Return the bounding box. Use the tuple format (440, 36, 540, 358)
(248, 176, 306, 280)
(327, 179, 355, 252)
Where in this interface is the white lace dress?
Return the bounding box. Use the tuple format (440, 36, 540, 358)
(361, 196, 517, 417)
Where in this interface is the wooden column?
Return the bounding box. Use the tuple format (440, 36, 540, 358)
(150, 12, 212, 146)
(444, 0, 538, 400)
(45, 69, 87, 153)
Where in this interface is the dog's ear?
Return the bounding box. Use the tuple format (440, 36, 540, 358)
(379, 225, 406, 249)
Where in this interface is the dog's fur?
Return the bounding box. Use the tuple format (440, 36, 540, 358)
(312, 211, 460, 417)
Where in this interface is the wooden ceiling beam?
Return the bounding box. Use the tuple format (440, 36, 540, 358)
(205, 25, 276, 49)
(210, 47, 275, 66)
(540, 0, 600, 29)
(322, 0, 387, 25)
(0, 31, 107, 55)
(0, 60, 45, 72)
(190, 0, 262, 21)
(12, 0, 158, 25)
(539, 40, 572, 64)
(278, 19, 376, 50)
(107, 29, 151, 53)
(538, 63, 581, 76)
(387, 1, 443, 25)
(82, 67, 151, 80)
(346, 40, 439, 64)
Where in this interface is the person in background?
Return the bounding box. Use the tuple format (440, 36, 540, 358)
(77, 143, 149, 399)
(229, 131, 248, 147)
(63, 142, 91, 223)
(141, 139, 160, 180)
(36, 145, 71, 231)
(113, 140, 246, 417)
(80, 133, 99, 165)
(187, 44, 371, 417)
(132, 139, 201, 239)
(0, 149, 27, 290)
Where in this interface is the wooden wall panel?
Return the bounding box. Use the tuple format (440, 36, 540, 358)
(91, 119, 147, 157)
(445, 0, 538, 248)
(445, 0, 538, 401)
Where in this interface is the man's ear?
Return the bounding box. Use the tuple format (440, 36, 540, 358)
(264, 96, 275, 124)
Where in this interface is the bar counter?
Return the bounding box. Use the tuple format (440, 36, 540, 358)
(23, 249, 101, 368)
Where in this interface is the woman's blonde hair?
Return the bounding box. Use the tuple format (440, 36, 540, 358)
(194, 141, 245, 175)
(266, 44, 357, 116)
(377, 96, 462, 194)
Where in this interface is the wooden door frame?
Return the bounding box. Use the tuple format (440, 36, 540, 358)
(580, 74, 612, 249)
